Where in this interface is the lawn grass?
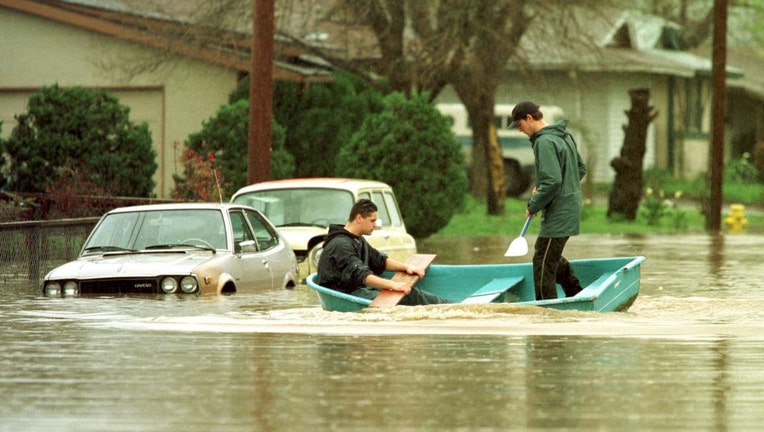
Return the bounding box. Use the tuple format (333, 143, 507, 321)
(432, 193, 764, 238)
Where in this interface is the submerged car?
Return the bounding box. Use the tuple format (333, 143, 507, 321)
(231, 178, 417, 279)
(42, 203, 298, 297)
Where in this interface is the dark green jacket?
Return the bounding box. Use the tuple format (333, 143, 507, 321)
(527, 120, 587, 237)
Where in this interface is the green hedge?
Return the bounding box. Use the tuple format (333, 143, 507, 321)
(336, 93, 467, 239)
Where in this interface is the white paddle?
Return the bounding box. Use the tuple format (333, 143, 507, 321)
(504, 215, 532, 257)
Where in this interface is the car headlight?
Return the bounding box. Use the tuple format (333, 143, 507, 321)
(310, 246, 323, 269)
(180, 276, 198, 294)
(160, 277, 178, 294)
(44, 282, 61, 297)
(63, 281, 78, 296)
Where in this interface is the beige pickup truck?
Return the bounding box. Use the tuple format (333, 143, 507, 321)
(231, 178, 417, 282)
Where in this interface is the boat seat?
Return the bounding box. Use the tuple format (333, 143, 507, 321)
(575, 273, 611, 296)
(462, 276, 525, 304)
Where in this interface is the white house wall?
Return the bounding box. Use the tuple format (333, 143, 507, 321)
(0, 7, 238, 198)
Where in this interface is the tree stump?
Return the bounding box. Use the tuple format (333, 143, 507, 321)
(607, 89, 658, 220)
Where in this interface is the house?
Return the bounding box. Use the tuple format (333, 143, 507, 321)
(434, 10, 747, 184)
(0, 0, 332, 198)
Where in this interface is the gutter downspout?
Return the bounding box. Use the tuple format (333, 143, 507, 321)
(667, 76, 675, 175)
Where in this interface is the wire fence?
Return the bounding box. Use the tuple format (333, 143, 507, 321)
(0, 218, 99, 283)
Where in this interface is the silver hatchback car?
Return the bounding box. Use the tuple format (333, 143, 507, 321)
(231, 178, 417, 280)
(42, 203, 298, 296)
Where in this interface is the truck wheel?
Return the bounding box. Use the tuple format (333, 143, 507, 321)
(504, 158, 531, 197)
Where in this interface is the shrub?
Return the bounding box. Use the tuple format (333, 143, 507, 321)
(0, 192, 36, 222)
(43, 159, 111, 218)
(643, 166, 673, 190)
(172, 146, 230, 202)
(724, 152, 760, 184)
(273, 73, 385, 177)
(639, 187, 687, 230)
(1, 85, 156, 196)
(336, 93, 467, 239)
(639, 187, 668, 226)
(181, 99, 293, 199)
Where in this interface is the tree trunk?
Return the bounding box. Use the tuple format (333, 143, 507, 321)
(468, 117, 489, 201)
(457, 90, 506, 215)
(486, 123, 506, 214)
(607, 88, 658, 220)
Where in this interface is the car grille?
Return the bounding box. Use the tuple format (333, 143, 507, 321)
(79, 278, 159, 295)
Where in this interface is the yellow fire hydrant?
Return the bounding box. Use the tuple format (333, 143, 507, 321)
(724, 204, 748, 233)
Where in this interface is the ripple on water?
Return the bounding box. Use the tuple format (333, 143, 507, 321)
(20, 294, 751, 341)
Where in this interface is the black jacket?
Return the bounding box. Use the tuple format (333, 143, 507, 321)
(316, 224, 388, 294)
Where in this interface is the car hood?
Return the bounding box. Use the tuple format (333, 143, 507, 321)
(45, 251, 219, 280)
(277, 226, 328, 251)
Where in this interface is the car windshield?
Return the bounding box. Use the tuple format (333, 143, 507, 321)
(233, 188, 353, 227)
(83, 209, 227, 254)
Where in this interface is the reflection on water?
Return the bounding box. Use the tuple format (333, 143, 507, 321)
(2, 234, 764, 431)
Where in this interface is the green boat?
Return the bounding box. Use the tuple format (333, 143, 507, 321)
(306, 256, 645, 313)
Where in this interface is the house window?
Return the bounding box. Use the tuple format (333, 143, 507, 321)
(686, 78, 705, 134)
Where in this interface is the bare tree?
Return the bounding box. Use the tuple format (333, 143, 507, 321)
(301, 1, 523, 213)
(445, 2, 532, 214)
(607, 89, 658, 220)
(308, 0, 615, 214)
(104, 0, 718, 215)
(92, 0, 255, 80)
(636, 0, 764, 47)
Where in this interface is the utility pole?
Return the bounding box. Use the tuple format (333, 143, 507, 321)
(248, 0, 274, 184)
(706, 0, 728, 232)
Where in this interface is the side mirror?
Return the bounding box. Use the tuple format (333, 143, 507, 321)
(238, 239, 258, 253)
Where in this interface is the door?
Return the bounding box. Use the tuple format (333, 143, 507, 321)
(229, 210, 272, 290)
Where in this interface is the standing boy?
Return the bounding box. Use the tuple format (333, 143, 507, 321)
(510, 101, 587, 300)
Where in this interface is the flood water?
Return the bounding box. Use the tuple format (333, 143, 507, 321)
(2, 233, 764, 431)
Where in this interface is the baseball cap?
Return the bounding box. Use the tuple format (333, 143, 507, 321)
(508, 101, 540, 128)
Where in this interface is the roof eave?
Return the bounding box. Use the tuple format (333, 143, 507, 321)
(0, 0, 333, 83)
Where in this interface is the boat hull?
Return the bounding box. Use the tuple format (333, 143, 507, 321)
(307, 256, 645, 313)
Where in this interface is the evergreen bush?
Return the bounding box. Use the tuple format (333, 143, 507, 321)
(1, 85, 156, 196)
(273, 73, 384, 177)
(336, 93, 467, 239)
(181, 99, 293, 199)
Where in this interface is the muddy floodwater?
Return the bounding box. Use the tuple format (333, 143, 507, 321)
(2, 233, 764, 431)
